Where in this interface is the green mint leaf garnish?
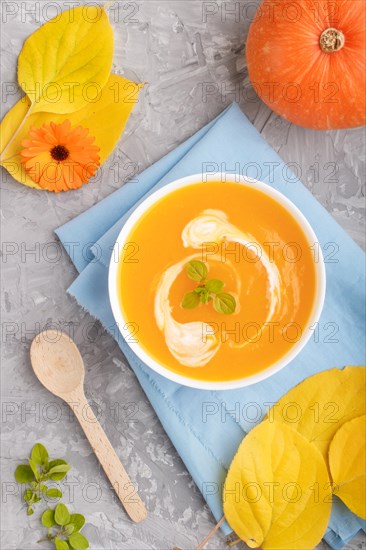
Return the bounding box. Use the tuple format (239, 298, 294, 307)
(28, 458, 40, 481)
(55, 538, 69, 550)
(193, 286, 204, 293)
(182, 262, 237, 315)
(39, 508, 89, 548)
(48, 459, 70, 481)
(69, 532, 90, 550)
(200, 288, 211, 304)
(24, 488, 33, 502)
(64, 523, 75, 536)
(55, 503, 70, 526)
(186, 260, 207, 282)
(15, 464, 35, 484)
(14, 445, 70, 514)
(205, 279, 224, 294)
(31, 443, 49, 466)
(14, 444, 89, 550)
(46, 488, 62, 499)
(48, 464, 70, 478)
(41, 508, 56, 528)
(182, 291, 200, 309)
(213, 293, 236, 315)
(69, 514, 86, 533)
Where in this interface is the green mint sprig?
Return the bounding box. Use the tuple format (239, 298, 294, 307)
(14, 443, 89, 549)
(14, 443, 70, 515)
(181, 260, 236, 315)
(39, 504, 89, 550)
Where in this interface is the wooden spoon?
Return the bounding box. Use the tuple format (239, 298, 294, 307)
(30, 330, 147, 523)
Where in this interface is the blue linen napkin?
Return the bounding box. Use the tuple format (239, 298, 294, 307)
(56, 103, 366, 548)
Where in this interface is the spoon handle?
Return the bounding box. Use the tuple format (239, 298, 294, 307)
(69, 391, 147, 523)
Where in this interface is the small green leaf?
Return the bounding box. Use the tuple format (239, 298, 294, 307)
(48, 459, 67, 469)
(48, 460, 70, 481)
(55, 538, 69, 550)
(43, 458, 50, 472)
(15, 464, 35, 483)
(69, 532, 89, 550)
(46, 488, 62, 499)
(27, 506, 34, 516)
(213, 293, 236, 315)
(64, 524, 75, 536)
(200, 288, 211, 304)
(41, 509, 56, 528)
(40, 484, 48, 492)
(31, 443, 49, 466)
(48, 465, 70, 474)
(181, 291, 200, 309)
(34, 495, 42, 503)
(28, 458, 40, 481)
(205, 278, 224, 294)
(186, 260, 207, 282)
(55, 503, 70, 526)
(24, 488, 33, 502)
(69, 514, 86, 533)
(194, 286, 204, 293)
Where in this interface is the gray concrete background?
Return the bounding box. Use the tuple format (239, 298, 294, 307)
(1, 1, 365, 549)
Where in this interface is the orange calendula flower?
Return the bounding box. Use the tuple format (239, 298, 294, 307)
(20, 120, 100, 192)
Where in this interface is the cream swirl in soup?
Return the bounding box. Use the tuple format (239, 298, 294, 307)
(154, 209, 282, 367)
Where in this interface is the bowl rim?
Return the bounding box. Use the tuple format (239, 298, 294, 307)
(108, 173, 326, 390)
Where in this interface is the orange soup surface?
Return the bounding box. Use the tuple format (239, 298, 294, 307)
(118, 182, 316, 382)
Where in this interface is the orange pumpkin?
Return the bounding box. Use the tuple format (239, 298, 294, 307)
(246, 0, 366, 130)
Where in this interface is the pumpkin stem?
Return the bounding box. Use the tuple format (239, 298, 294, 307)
(320, 28, 345, 53)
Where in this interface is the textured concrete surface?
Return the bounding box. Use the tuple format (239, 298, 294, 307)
(1, 1, 365, 549)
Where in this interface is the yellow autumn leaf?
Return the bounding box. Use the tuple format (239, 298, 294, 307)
(329, 415, 366, 519)
(223, 420, 331, 549)
(0, 74, 143, 189)
(18, 6, 113, 114)
(266, 366, 366, 460)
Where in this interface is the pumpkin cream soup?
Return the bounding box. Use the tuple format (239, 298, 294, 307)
(117, 181, 316, 382)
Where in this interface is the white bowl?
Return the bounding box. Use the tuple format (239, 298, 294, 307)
(109, 173, 326, 390)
